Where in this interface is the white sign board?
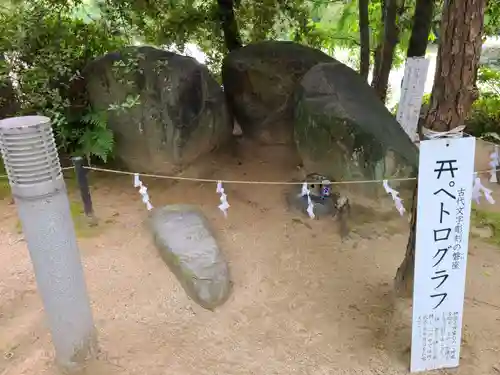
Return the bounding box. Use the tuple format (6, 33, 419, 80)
(411, 136, 475, 373)
(397, 57, 430, 142)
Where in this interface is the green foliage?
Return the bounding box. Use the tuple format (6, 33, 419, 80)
(392, 68, 500, 141)
(0, 159, 9, 199)
(477, 66, 500, 96)
(432, 0, 498, 38)
(421, 92, 431, 105)
(77, 110, 115, 162)
(410, 69, 500, 141)
(0, 0, 130, 162)
(466, 95, 500, 140)
(98, 0, 422, 74)
(0, 0, 492, 165)
(465, 67, 500, 141)
(300, 0, 385, 70)
(99, 0, 318, 74)
(485, 1, 500, 37)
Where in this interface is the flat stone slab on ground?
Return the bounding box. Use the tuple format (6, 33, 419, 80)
(149, 204, 231, 310)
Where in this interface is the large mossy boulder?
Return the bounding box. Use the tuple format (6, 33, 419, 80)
(84, 46, 232, 174)
(294, 62, 419, 184)
(222, 41, 336, 144)
(149, 205, 231, 310)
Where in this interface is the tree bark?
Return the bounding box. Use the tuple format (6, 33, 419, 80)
(394, 183, 417, 297)
(217, 0, 243, 52)
(406, 0, 434, 58)
(0, 54, 18, 118)
(424, 0, 485, 131)
(394, 0, 487, 298)
(371, 0, 405, 103)
(372, 0, 385, 82)
(358, 0, 370, 80)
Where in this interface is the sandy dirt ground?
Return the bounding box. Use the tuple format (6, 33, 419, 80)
(1, 139, 500, 375)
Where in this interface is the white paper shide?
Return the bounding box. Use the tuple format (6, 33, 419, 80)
(411, 137, 476, 373)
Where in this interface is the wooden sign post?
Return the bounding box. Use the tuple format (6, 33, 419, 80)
(411, 136, 475, 372)
(397, 57, 430, 142)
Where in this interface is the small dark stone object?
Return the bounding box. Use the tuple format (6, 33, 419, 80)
(285, 173, 351, 237)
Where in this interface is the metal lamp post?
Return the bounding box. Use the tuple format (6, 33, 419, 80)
(0, 116, 98, 372)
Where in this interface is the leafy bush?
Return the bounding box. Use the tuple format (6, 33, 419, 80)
(477, 66, 500, 95)
(466, 94, 500, 140)
(0, 2, 130, 162)
(465, 67, 500, 140)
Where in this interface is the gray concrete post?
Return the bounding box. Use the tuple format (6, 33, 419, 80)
(0, 116, 98, 372)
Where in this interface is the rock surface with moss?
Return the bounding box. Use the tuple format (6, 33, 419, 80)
(293, 62, 419, 185)
(84, 46, 232, 174)
(222, 41, 336, 144)
(149, 204, 232, 310)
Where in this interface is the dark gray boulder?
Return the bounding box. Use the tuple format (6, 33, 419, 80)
(148, 205, 231, 310)
(84, 46, 232, 174)
(222, 41, 336, 144)
(293, 62, 419, 185)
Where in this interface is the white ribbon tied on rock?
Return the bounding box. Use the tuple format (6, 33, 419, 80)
(216, 181, 230, 217)
(133, 173, 153, 211)
(489, 145, 499, 183)
(301, 182, 315, 219)
(383, 180, 406, 216)
(472, 177, 495, 205)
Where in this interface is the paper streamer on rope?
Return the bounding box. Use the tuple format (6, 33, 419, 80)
(489, 145, 499, 183)
(133, 173, 153, 210)
(472, 177, 495, 204)
(301, 182, 315, 219)
(216, 181, 230, 217)
(383, 180, 406, 216)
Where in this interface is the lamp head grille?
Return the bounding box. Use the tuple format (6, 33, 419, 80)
(0, 116, 62, 186)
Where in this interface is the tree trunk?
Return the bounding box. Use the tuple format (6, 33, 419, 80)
(394, 183, 417, 297)
(394, 0, 487, 298)
(372, 0, 385, 83)
(406, 0, 434, 58)
(372, 45, 382, 81)
(358, 0, 370, 79)
(371, 0, 405, 103)
(0, 54, 18, 118)
(217, 0, 243, 52)
(424, 0, 484, 131)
